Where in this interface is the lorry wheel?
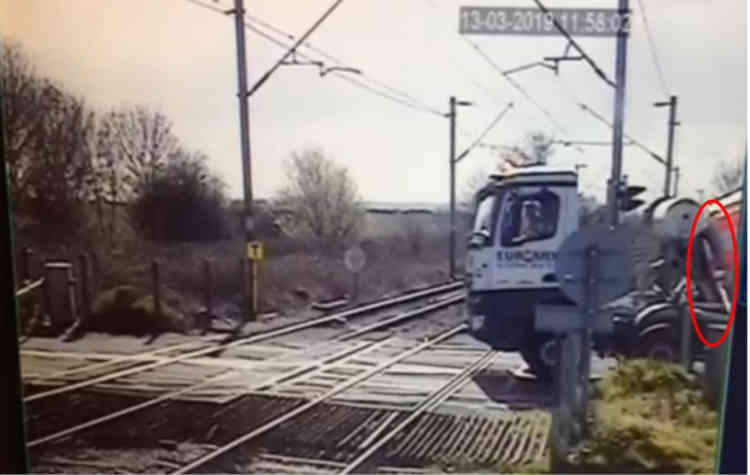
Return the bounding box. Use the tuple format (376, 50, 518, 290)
(520, 336, 558, 381)
(638, 329, 679, 362)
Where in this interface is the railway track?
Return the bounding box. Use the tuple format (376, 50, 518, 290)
(23, 280, 463, 401)
(25, 280, 551, 473)
(172, 325, 470, 474)
(167, 334, 548, 474)
(24, 282, 465, 447)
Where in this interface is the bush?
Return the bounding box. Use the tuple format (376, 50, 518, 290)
(72, 285, 193, 336)
(602, 359, 695, 399)
(274, 147, 365, 245)
(130, 150, 229, 242)
(570, 359, 717, 474)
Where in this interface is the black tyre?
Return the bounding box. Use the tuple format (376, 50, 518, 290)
(520, 335, 559, 381)
(637, 328, 679, 362)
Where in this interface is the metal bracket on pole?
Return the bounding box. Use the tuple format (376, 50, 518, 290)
(543, 42, 584, 76)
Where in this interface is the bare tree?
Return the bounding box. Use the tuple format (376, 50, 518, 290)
(1, 40, 96, 233)
(1, 40, 49, 211)
(498, 131, 556, 169)
(460, 169, 490, 209)
(712, 157, 744, 195)
(526, 131, 555, 164)
(275, 148, 364, 245)
(28, 85, 95, 229)
(90, 110, 130, 239)
(577, 193, 601, 226)
(107, 106, 179, 200)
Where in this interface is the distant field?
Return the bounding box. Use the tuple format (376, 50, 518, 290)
(362, 210, 472, 238)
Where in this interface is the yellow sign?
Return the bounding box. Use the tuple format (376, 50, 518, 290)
(247, 241, 264, 261)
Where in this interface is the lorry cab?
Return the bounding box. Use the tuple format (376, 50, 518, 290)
(465, 167, 579, 379)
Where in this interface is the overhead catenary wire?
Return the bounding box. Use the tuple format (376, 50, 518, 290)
(461, 37, 569, 135)
(184, 0, 443, 117)
(636, 0, 670, 97)
(243, 15, 438, 111)
(578, 103, 667, 165)
(238, 19, 436, 112)
(241, 17, 444, 116)
(455, 102, 514, 163)
(422, 0, 577, 143)
(245, 0, 347, 97)
(531, 0, 617, 88)
(184, 0, 224, 14)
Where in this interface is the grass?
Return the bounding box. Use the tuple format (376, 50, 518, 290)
(15, 210, 460, 336)
(567, 359, 717, 474)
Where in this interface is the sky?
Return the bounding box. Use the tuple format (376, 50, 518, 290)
(1, 0, 746, 205)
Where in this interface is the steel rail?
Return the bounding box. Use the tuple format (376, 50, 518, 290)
(171, 324, 469, 474)
(22, 337, 224, 383)
(25, 282, 460, 385)
(27, 338, 387, 448)
(24, 281, 463, 403)
(338, 350, 496, 474)
(27, 286, 465, 447)
(336, 292, 465, 341)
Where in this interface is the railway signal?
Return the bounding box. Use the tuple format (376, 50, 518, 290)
(617, 183, 647, 212)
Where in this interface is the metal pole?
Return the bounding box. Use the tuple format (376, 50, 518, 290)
(607, 0, 630, 226)
(663, 95, 678, 197)
(449, 96, 456, 280)
(680, 303, 692, 372)
(231, 0, 255, 321)
(673, 166, 680, 197)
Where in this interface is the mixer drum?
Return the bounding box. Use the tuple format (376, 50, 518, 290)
(635, 196, 719, 299)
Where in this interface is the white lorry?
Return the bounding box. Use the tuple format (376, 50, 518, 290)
(465, 168, 579, 380)
(465, 167, 735, 380)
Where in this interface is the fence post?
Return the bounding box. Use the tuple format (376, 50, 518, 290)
(41, 260, 52, 325)
(151, 260, 161, 318)
(21, 247, 32, 283)
(78, 253, 91, 320)
(251, 260, 259, 315)
(203, 258, 213, 318)
(66, 262, 79, 325)
(239, 257, 248, 322)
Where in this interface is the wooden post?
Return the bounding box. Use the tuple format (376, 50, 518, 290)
(203, 258, 213, 318)
(41, 260, 52, 324)
(21, 247, 32, 283)
(78, 253, 91, 320)
(66, 262, 79, 324)
(251, 260, 259, 315)
(239, 257, 248, 321)
(151, 260, 161, 318)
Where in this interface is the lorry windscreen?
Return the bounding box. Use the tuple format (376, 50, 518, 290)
(500, 188, 560, 247)
(473, 192, 500, 238)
